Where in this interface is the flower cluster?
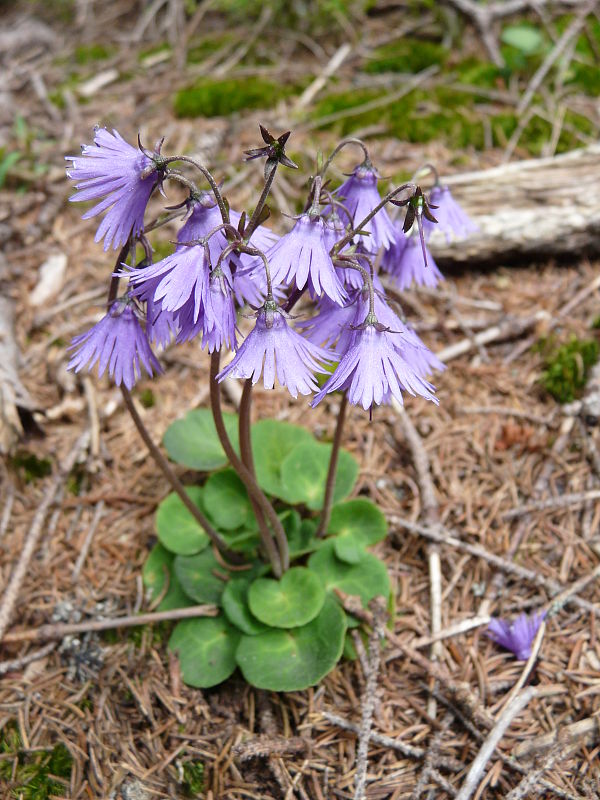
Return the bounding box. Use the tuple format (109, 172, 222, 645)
(66, 127, 477, 410)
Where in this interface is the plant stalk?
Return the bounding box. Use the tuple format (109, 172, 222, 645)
(209, 353, 289, 575)
(239, 379, 288, 572)
(121, 387, 243, 563)
(244, 161, 278, 239)
(316, 392, 348, 537)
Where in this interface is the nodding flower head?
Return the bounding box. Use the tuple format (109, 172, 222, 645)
(68, 296, 161, 389)
(66, 128, 161, 251)
(217, 301, 334, 398)
(312, 314, 438, 411)
(333, 163, 400, 252)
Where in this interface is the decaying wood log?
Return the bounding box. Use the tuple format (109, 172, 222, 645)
(430, 144, 600, 265)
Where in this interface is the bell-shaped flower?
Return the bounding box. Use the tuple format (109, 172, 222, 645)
(257, 214, 347, 305)
(423, 185, 478, 241)
(312, 313, 437, 410)
(218, 301, 334, 398)
(66, 128, 159, 251)
(68, 297, 161, 389)
(487, 611, 546, 660)
(386, 233, 443, 290)
(334, 163, 399, 252)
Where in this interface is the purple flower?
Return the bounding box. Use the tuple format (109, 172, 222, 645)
(177, 267, 237, 352)
(146, 295, 178, 348)
(423, 185, 478, 242)
(218, 302, 334, 398)
(312, 317, 438, 410)
(258, 214, 347, 305)
(386, 234, 443, 290)
(334, 164, 399, 252)
(68, 298, 161, 389)
(487, 611, 546, 660)
(66, 128, 158, 251)
(297, 292, 360, 356)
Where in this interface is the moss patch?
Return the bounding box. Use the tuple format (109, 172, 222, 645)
(538, 336, 599, 403)
(364, 37, 448, 74)
(174, 76, 294, 118)
(74, 43, 114, 64)
(0, 723, 73, 800)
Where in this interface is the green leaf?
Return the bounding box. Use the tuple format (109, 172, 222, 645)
(142, 544, 194, 611)
(174, 549, 230, 604)
(163, 408, 239, 470)
(251, 419, 312, 497)
(222, 578, 268, 635)
(235, 594, 346, 691)
(248, 567, 325, 628)
(328, 499, 387, 564)
(156, 487, 210, 555)
(308, 540, 390, 605)
(287, 517, 320, 559)
(204, 469, 253, 530)
(501, 24, 544, 55)
(280, 441, 359, 510)
(169, 616, 240, 688)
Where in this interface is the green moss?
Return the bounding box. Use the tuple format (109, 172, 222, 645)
(540, 336, 599, 403)
(174, 77, 293, 118)
(74, 43, 114, 64)
(364, 37, 448, 74)
(187, 32, 236, 64)
(455, 57, 507, 90)
(0, 724, 72, 800)
(151, 239, 176, 261)
(181, 760, 205, 795)
(139, 389, 156, 409)
(10, 452, 52, 483)
(565, 62, 600, 96)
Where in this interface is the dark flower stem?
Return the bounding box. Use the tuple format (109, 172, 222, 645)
(244, 161, 278, 240)
(320, 138, 370, 180)
(163, 155, 230, 225)
(334, 182, 417, 254)
(120, 386, 243, 563)
(238, 379, 288, 572)
(108, 241, 242, 564)
(316, 392, 348, 538)
(209, 353, 289, 575)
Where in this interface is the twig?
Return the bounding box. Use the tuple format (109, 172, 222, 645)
(71, 500, 105, 582)
(411, 616, 491, 649)
(299, 66, 439, 132)
(454, 687, 539, 800)
(503, 489, 600, 519)
(0, 642, 57, 676)
(354, 599, 385, 800)
(516, 1, 596, 117)
(294, 43, 352, 110)
(0, 474, 15, 541)
(1, 603, 218, 645)
(0, 431, 90, 643)
(394, 404, 442, 717)
(435, 311, 549, 363)
(507, 740, 578, 800)
(321, 712, 426, 760)
(390, 515, 600, 619)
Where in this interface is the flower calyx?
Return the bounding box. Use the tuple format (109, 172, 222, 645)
(244, 125, 299, 176)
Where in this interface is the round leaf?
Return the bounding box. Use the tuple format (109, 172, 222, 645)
(235, 594, 346, 691)
(280, 440, 359, 510)
(308, 540, 390, 605)
(251, 419, 312, 497)
(204, 469, 252, 530)
(327, 499, 387, 564)
(222, 578, 268, 635)
(142, 544, 194, 611)
(248, 567, 325, 628)
(174, 549, 230, 604)
(169, 616, 240, 688)
(163, 408, 239, 470)
(156, 487, 209, 555)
